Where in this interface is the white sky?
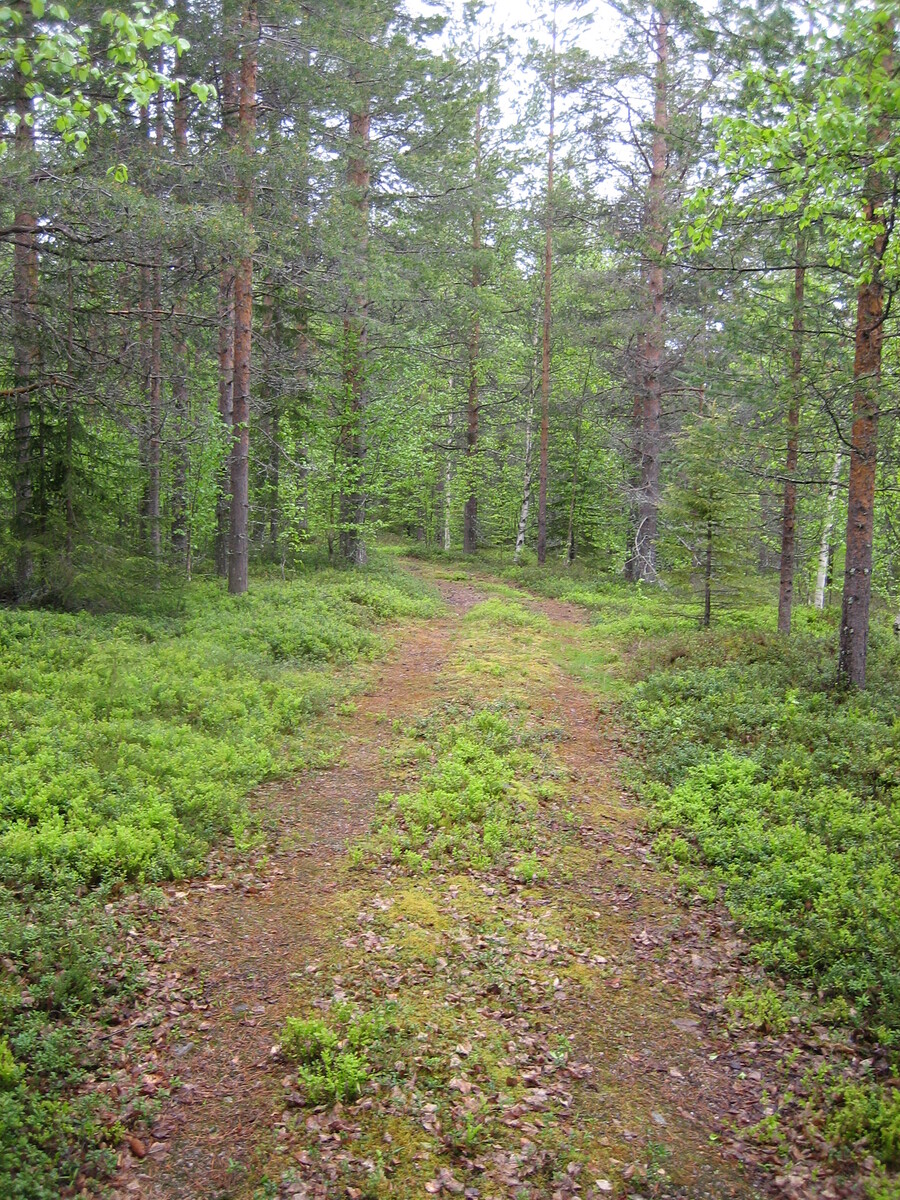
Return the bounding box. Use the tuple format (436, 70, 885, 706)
(410, 0, 626, 61)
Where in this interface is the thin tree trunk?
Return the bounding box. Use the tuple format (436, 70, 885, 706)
(566, 405, 582, 566)
(12, 58, 38, 597)
(215, 267, 235, 576)
(623, 335, 644, 582)
(171, 81, 190, 564)
(444, 395, 453, 552)
(339, 89, 370, 566)
(634, 7, 669, 584)
(215, 0, 240, 578)
(702, 519, 712, 628)
(515, 402, 535, 563)
(814, 450, 843, 610)
(463, 96, 482, 555)
(777, 234, 806, 634)
(536, 8, 556, 566)
(148, 262, 162, 562)
(227, 0, 259, 595)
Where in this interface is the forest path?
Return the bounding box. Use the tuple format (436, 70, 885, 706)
(111, 564, 769, 1200)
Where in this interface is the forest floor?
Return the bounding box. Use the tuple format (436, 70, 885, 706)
(105, 564, 848, 1200)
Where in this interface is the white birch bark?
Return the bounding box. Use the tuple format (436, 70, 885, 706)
(514, 403, 535, 563)
(814, 449, 843, 610)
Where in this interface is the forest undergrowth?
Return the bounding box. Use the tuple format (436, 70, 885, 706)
(0, 560, 441, 1199)
(4, 552, 900, 1198)
(498, 560, 900, 1198)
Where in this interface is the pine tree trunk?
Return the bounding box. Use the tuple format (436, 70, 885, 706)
(171, 82, 190, 564)
(463, 99, 482, 555)
(837, 237, 885, 686)
(536, 10, 556, 566)
(148, 262, 162, 562)
(837, 15, 893, 687)
(339, 93, 370, 566)
(777, 236, 805, 634)
(444, 399, 453, 552)
(215, 267, 235, 576)
(227, 0, 259, 595)
(12, 61, 37, 598)
(814, 449, 843, 610)
(634, 7, 669, 584)
(702, 519, 712, 628)
(216, 0, 240, 578)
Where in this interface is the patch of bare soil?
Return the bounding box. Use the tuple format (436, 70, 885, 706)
(110, 580, 483, 1200)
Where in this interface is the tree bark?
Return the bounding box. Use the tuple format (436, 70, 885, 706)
(215, 266, 236, 576)
(215, 0, 240, 578)
(814, 449, 843, 610)
(12, 59, 38, 597)
(837, 223, 885, 686)
(227, 0, 259, 595)
(147, 261, 162, 562)
(171, 81, 190, 565)
(444, 395, 453, 552)
(837, 22, 893, 686)
(463, 95, 482, 555)
(536, 8, 556, 566)
(702, 518, 712, 628)
(633, 7, 669, 584)
(515, 402, 535, 564)
(777, 235, 805, 634)
(339, 92, 370, 566)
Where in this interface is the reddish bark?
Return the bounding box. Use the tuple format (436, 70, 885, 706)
(837, 25, 894, 688)
(837, 209, 886, 687)
(227, 0, 259, 595)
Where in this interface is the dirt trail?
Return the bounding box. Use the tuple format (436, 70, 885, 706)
(111, 570, 771, 1200)
(112, 580, 483, 1200)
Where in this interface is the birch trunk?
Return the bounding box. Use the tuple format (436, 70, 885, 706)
(814, 450, 843, 610)
(777, 235, 806, 634)
(515, 403, 535, 563)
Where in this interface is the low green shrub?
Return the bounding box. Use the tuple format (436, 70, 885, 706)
(282, 1017, 339, 1064)
(826, 1081, 900, 1168)
(359, 708, 542, 874)
(280, 1004, 399, 1107)
(298, 1048, 368, 1105)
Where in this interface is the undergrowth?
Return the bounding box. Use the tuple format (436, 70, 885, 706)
(353, 704, 547, 878)
(508, 561, 900, 1183)
(0, 560, 440, 1199)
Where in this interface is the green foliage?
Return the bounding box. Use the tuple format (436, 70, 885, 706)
(826, 1081, 900, 1169)
(282, 1017, 339, 1064)
(620, 614, 900, 1036)
(359, 708, 543, 874)
(281, 1005, 398, 1107)
(0, 565, 440, 887)
(725, 986, 791, 1035)
(297, 1048, 369, 1106)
